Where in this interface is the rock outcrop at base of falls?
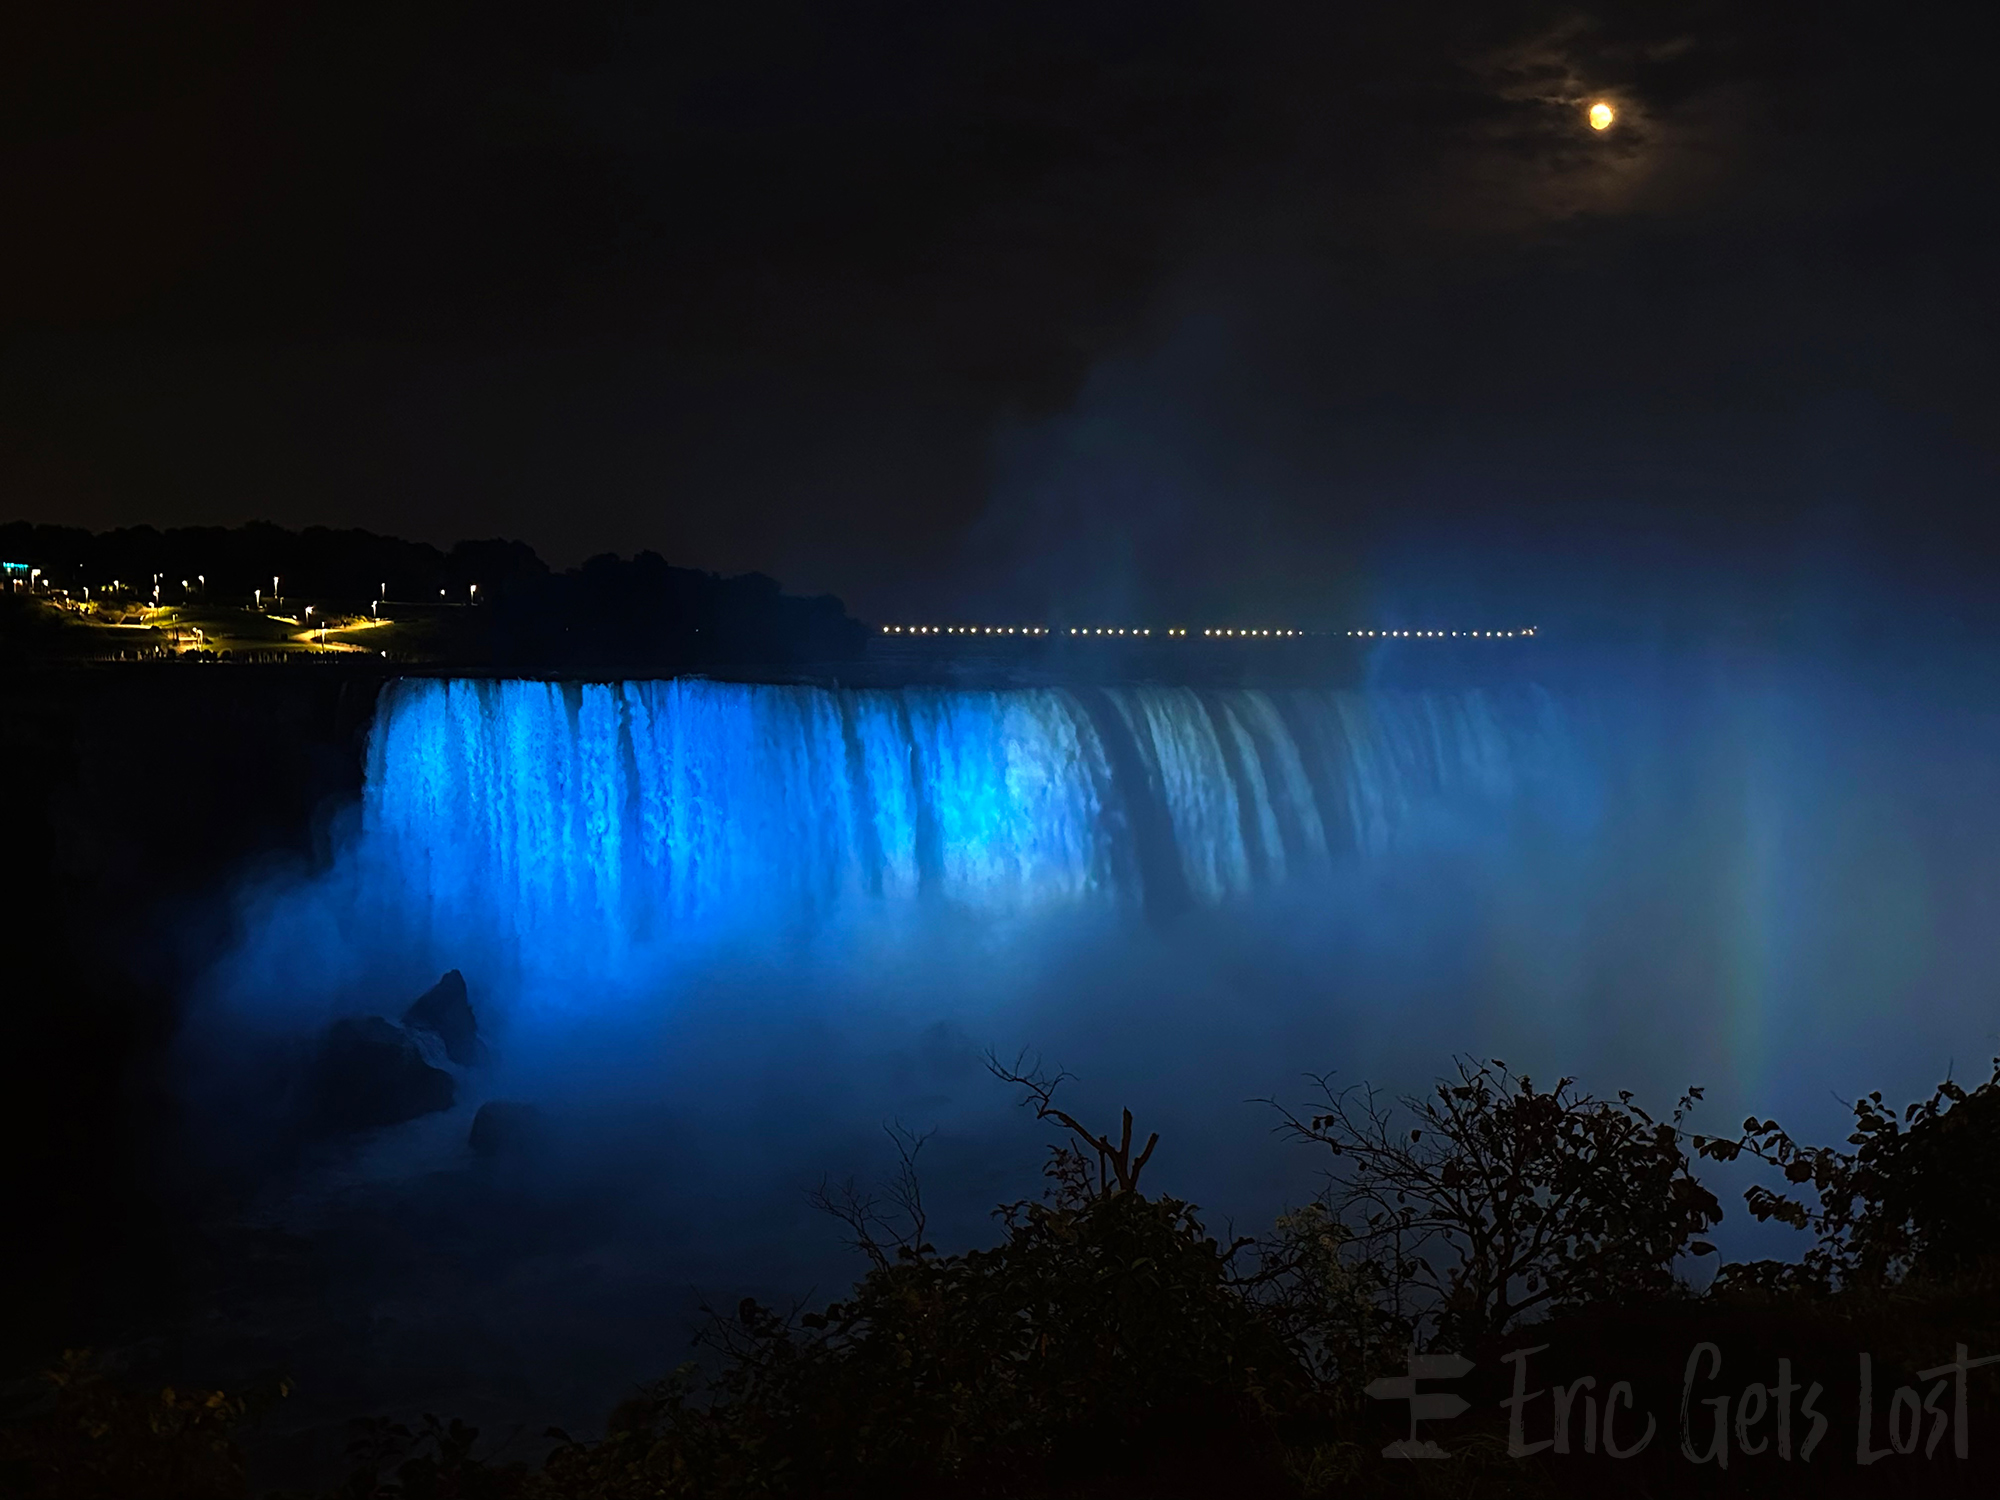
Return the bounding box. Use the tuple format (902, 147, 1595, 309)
(310, 1016, 455, 1131)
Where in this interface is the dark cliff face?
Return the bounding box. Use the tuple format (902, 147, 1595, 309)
(0, 668, 380, 1361)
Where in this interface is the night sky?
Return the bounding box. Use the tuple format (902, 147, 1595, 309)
(8, 2, 1998, 625)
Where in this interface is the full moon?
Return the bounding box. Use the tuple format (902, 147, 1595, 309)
(1588, 101, 1616, 131)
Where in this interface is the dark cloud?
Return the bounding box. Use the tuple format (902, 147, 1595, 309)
(4, 2, 1997, 613)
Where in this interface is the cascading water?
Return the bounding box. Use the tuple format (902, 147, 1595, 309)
(358, 677, 1575, 980)
(180, 671, 1610, 1456)
(180, 653, 2000, 1446)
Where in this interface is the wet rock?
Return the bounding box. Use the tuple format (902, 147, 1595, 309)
(402, 969, 481, 1066)
(312, 1016, 455, 1131)
(469, 1101, 545, 1158)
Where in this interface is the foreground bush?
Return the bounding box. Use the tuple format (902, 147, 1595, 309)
(9, 1054, 2000, 1498)
(0, 1351, 279, 1500)
(1701, 1060, 2000, 1291)
(546, 1193, 1304, 1498)
(1269, 1058, 1723, 1345)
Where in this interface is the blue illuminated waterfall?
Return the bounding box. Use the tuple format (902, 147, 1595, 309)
(201, 660, 2000, 1288)
(360, 678, 1573, 974)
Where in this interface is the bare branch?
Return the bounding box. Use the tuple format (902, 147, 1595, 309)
(806, 1118, 936, 1269)
(1265, 1057, 1722, 1343)
(986, 1047, 1160, 1198)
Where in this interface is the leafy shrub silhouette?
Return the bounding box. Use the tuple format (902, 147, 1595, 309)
(16, 1053, 2000, 1498)
(1268, 1058, 1722, 1344)
(1700, 1059, 2000, 1291)
(538, 1054, 1306, 1499)
(0, 1350, 282, 1500)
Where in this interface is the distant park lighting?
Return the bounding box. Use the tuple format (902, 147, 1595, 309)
(1588, 101, 1615, 132)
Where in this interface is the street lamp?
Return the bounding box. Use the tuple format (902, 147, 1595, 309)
(469, 582, 478, 604)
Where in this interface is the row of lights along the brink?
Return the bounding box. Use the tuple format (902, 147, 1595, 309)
(880, 625, 1537, 639)
(1343, 628, 1536, 638)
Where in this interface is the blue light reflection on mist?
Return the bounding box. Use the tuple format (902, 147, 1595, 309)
(194, 660, 2000, 1289)
(172, 654, 2000, 1446)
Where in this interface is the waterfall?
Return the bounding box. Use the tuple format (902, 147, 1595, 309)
(359, 678, 1570, 969)
(200, 660, 2000, 1203)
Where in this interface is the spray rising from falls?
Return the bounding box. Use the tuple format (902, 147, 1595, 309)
(359, 678, 1576, 982)
(199, 662, 2000, 1282)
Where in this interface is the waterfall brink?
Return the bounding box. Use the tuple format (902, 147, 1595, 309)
(361, 678, 1569, 970)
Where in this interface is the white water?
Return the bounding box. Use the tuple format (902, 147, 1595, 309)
(184, 661, 2000, 1444)
(356, 678, 1575, 977)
